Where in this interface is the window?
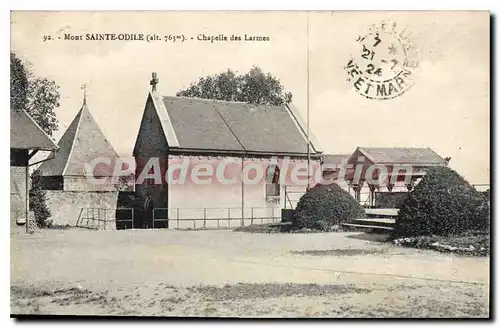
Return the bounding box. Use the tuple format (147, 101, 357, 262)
(265, 164, 280, 197)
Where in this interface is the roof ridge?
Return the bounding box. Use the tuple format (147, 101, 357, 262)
(357, 146, 446, 164)
(356, 147, 377, 163)
(284, 103, 322, 154)
(163, 95, 283, 106)
(61, 103, 86, 176)
(83, 104, 120, 157)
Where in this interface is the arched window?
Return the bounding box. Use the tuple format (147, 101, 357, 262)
(265, 164, 280, 197)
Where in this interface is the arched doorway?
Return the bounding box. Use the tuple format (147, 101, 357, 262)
(144, 197, 154, 229)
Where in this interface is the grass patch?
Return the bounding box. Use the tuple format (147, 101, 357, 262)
(193, 283, 371, 301)
(393, 230, 490, 256)
(11, 285, 95, 300)
(11, 284, 117, 314)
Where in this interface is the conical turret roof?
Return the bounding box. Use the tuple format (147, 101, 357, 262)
(37, 100, 120, 177)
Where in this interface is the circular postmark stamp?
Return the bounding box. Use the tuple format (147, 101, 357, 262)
(345, 20, 420, 100)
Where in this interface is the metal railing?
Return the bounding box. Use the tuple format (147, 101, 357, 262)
(152, 207, 281, 229)
(76, 207, 134, 230)
(76, 206, 282, 230)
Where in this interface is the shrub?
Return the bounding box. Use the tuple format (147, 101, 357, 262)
(293, 183, 365, 230)
(475, 196, 490, 232)
(394, 166, 489, 238)
(29, 171, 51, 227)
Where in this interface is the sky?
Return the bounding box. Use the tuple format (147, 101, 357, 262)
(10, 11, 490, 184)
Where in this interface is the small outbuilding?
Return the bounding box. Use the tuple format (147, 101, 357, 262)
(35, 96, 129, 227)
(10, 108, 58, 233)
(345, 147, 449, 207)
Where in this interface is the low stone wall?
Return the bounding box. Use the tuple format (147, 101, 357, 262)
(45, 190, 120, 227)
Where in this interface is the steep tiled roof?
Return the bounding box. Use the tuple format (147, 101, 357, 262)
(323, 154, 351, 166)
(10, 109, 58, 150)
(161, 96, 322, 155)
(357, 147, 447, 165)
(37, 102, 120, 177)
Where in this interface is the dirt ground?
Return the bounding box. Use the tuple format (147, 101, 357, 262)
(10, 229, 490, 318)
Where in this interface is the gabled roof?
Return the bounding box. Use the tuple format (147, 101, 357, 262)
(10, 109, 58, 151)
(356, 147, 448, 165)
(323, 154, 351, 166)
(37, 101, 120, 177)
(322, 154, 352, 171)
(152, 95, 322, 156)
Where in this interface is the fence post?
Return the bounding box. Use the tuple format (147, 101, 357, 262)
(284, 186, 287, 209)
(152, 209, 155, 229)
(251, 207, 254, 225)
(76, 208, 83, 227)
(177, 208, 180, 229)
(203, 208, 207, 228)
(131, 208, 134, 229)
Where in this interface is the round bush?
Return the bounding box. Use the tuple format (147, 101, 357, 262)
(394, 166, 489, 237)
(293, 183, 365, 230)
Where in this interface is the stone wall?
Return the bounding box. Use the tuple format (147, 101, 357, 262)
(45, 190, 120, 227)
(64, 176, 127, 192)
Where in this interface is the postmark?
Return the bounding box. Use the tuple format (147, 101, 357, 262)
(345, 20, 420, 100)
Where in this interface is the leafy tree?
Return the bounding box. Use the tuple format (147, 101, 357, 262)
(10, 53, 29, 111)
(10, 52, 60, 136)
(177, 66, 293, 106)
